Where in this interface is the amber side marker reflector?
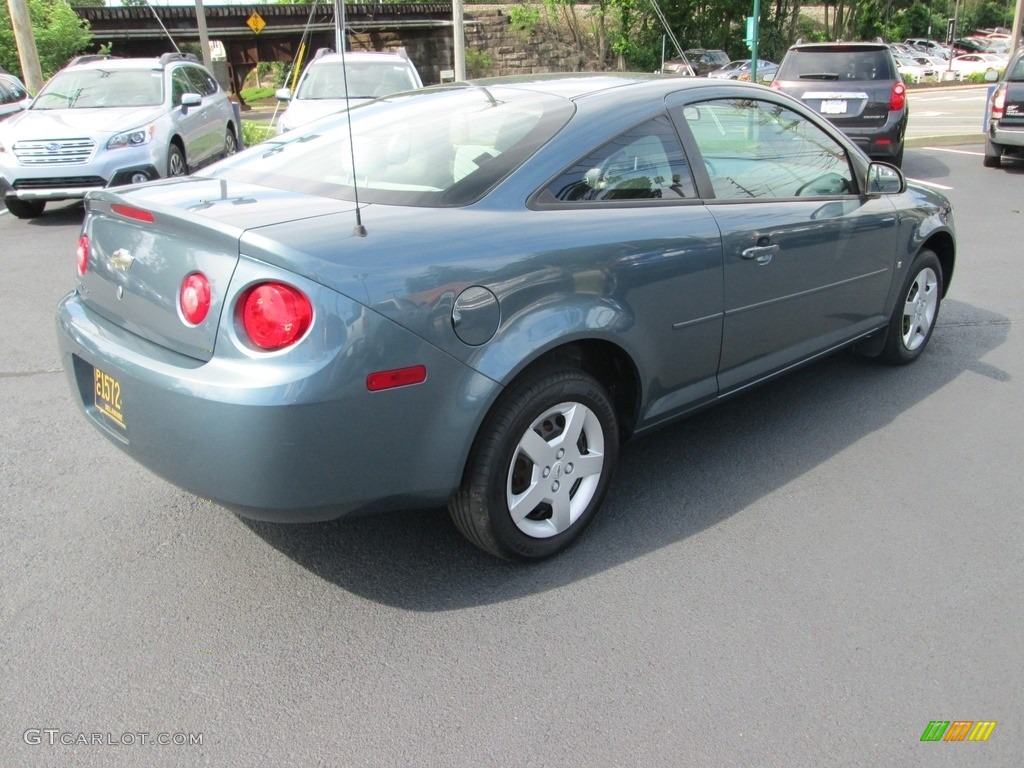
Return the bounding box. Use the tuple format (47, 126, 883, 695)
(366, 365, 427, 392)
(111, 203, 155, 223)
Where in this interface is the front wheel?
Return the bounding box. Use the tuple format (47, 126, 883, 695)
(224, 128, 238, 158)
(880, 249, 943, 365)
(167, 144, 187, 177)
(449, 367, 619, 561)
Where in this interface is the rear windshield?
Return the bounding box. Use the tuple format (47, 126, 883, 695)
(779, 48, 895, 81)
(210, 85, 575, 207)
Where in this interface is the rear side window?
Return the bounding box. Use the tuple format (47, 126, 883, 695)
(780, 48, 894, 81)
(541, 116, 696, 203)
(1009, 56, 1024, 82)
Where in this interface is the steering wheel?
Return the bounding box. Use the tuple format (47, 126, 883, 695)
(795, 172, 850, 197)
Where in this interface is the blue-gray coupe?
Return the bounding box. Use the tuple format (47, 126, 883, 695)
(57, 74, 956, 560)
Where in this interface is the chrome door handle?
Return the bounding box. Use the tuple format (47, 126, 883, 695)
(741, 244, 779, 265)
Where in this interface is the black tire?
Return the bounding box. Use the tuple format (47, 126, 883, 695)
(224, 128, 238, 158)
(983, 140, 1002, 168)
(892, 144, 905, 169)
(3, 197, 45, 219)
(167, 144, 187, 177)
(449, 367, 619, 561)
(880, 249, 943, 365)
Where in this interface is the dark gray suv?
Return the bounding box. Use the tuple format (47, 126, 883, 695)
(771, 42, 908, 166)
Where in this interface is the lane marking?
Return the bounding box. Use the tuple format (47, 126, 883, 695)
(921, 146, 984, 157)
(906, 177, 954, 190)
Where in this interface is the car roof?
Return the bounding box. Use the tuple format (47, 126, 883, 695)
(61, 54, 203, 73)
(312, 52, 414, 66)
(789, 42, 892, 52)
(465, 73, 673, 100)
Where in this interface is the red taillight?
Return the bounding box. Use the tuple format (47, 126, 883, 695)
(366, 365, 427, 392)
(110, 203, 155, 223)
(889, 81, 906, 111)
(179, 272, 211, 326)
(240, 282, 312, 350)
(76, 235, 89, 276)
(990, 84, 1007, 119)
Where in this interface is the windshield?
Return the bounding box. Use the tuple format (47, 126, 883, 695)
(33, 68, 163, 110)
(296, 61, 418, 100)
(211, 85, 574, 207)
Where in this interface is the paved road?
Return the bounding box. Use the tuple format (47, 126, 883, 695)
(0, 148, 1020, 766)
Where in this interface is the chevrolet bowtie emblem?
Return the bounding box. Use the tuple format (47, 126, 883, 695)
(110, 248, 135, 271)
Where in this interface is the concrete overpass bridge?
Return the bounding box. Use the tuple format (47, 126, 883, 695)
(73, 3, 460, 98)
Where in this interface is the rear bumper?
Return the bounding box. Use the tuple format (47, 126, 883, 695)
(838, 112, 908, 160)
(988, 121, 1024, 150)
(56, 289, 499, 522)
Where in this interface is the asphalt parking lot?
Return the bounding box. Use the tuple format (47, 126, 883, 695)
(1, 141, 1020, 766)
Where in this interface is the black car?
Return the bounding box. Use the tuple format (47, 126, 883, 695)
(983, 49, 1024, 167)
(684, 49, 731, 77)
(771, 42, 908, 166)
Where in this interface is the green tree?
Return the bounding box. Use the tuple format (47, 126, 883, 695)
(0, 0, 91, 80)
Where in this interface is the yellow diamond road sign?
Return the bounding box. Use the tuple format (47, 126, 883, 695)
(247, 12, 266, 35)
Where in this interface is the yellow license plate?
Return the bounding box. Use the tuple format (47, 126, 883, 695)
(93, 367, 125, 429)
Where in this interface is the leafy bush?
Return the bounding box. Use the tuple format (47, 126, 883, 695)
(241, 121, 275, 148)
(240, 86, 278, 104)
(466, 48, 493, 78)
(508, 3, 540, 34)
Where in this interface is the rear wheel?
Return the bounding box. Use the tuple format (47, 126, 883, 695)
(3, 197, 45, 219)
(880, 249, 942, 365)
(892, 144, 905, 169)
(167, 144, 187, 177)
(983, 140, 1002, 168)
(449, 367, 619, 561)
(224, 128, 238, 157)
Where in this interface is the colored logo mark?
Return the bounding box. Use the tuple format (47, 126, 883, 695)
(920, 721, 997, 742)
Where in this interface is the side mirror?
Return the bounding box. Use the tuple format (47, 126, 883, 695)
(180, 92, 201, 113)
(865, 161, 906, 195)
(760, 71, 776, 83)
(984, 69, 1000, 82)
(275, 87, 292, 102)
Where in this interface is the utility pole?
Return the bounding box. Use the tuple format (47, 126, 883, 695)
(1011, 0, 1023, 59)
(195, 0, 212, 70)
(453, 0, 466, 80)
(6, 0, 44, 92)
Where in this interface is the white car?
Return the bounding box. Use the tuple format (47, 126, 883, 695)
(948, 53, 1007, 79)
(275, 50, 422, 134)
(895, 56, 938, 83)
(0, 53, 237, 219)
(0, 73, 31, 122)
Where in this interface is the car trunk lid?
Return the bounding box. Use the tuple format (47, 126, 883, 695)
(77, 177, 357, 362)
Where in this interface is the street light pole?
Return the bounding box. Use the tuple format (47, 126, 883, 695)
(6, 0, 44, 91)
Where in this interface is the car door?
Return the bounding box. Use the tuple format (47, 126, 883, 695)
(170, 67, 210, 165)
(669, 93, 897, 392)
(533, 116, 725, 423)
(183, 65, 228, 159)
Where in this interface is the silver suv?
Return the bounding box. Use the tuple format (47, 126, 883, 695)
(0, 53, 237, 219)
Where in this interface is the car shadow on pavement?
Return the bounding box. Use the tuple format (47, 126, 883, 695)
(14, 200, 85, 227)
(242, 297, 1011, 610)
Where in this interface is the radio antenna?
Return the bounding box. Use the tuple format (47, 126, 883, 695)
(337, 1, 367, 237)
(144, 1, 181, 53)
